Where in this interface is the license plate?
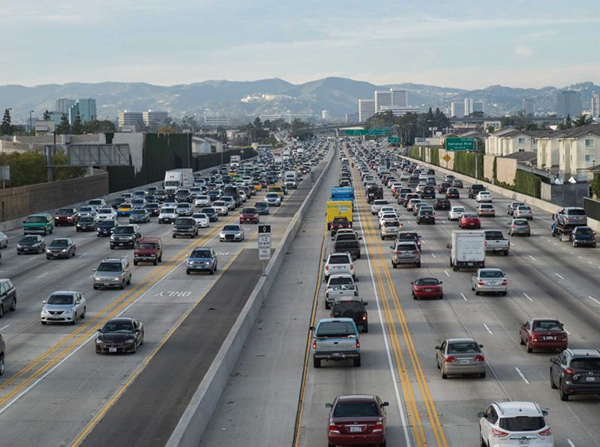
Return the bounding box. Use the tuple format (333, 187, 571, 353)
(494, 248, 502, 251)
(425, 289, 432, 292)
(545, 336, 554, 340)
(349, 426, 362, 433)
(119, 243, 124, 246)
(586, 377, 596, 382)
(109, 347, 117, 353)
(467, 262, 473, 266)
(461, 360, 470, 364)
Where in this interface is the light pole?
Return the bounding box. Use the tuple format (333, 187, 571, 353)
(30, 110, 34, 135)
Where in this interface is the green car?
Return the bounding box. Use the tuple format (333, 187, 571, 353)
(23, 213, 54, 235)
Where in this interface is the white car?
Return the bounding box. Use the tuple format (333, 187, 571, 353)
(194, 195, 211, 208)
(478, 401, 554, 447)
(476, 191, 493, 203)
(0, 231, 8, 248)
(379, 213, 398, 228)
(514, 205, 533, 220)
(371, 199, 390, 215)
(378, 207, 397, 219)
(415, 183, 427, 193)
(239, 191, 248, 203)
(448, 206, 466, 221)
(192, 213, 210, 228)
(221, 196, 236, 210)
(212, 201, 229, 216)
(41, 291, 86, 325)
(265, 193, 282, 207)
(96, 208, 117, 221)
(158, 207, 178, 224)
(323, 252, 355, 282)
(78, 206, 97, 218)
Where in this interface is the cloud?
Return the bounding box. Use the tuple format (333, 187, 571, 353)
(515, 44, 533, 59)
(521, 30, 557, 41)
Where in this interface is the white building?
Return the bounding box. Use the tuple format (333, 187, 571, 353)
(118, 111, 144, 131)
(321, 110, 330, 120)
(592, 92, 600, 118)
(391, 89, 408, 107)
(450, 102, 465, 118)
(375, 91, 392, 112)
(358, 99, 376, 122)
(143, 111, 168, 128)
(379, 105, 420, 117)
(204, 116, 229, 127)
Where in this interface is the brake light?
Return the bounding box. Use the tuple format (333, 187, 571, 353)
(413, 250, 419, 254)
(328, 423, 340, 434)
(394, 251, 401, 254)
(475, 355, 485, 362)
(350, 264, 354, 270)
(356, 340, 360, 349)
(539, 427, 552, 436)
(362, 313, 367, 320)
(325, 265, 329, 271)
(565, 368, 577, 375)
(445, 356, 455, 363)
(313, 340, 316, 350)
(478, 280, 485, 285)
(501, 279, 507, 285)
(492, 428, 509, 438)
(372, 423, 384, 433)
(484, 241, 488, 247)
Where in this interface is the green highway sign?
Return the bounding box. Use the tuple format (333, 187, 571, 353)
(368, 128, 389, 135)
(343, 128, 390, 136)
(446, 137, 474, 151)
(387, 137, 399, 143)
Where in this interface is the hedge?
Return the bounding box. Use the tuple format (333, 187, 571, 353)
(453, 151, 484, 179)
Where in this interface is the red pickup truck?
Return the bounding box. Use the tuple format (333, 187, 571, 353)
(329, 216, 352, 236)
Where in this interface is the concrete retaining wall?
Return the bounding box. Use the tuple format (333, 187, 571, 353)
(166, 149, 335, 447)
(0, 172, 109, 231)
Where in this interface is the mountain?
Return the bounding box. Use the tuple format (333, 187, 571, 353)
(1, 78, 599, 123)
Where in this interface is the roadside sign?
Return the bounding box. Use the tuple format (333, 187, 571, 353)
(258, 225, 271, 261)
(259, 248, 271, 261)
(446, 137, 474, 151)
(387, 137, 399, 144)
(443, 154, 451, 162)
(343, 128, 389, 136)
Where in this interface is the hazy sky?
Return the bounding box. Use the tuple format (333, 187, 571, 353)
(2, 0, 600, 88)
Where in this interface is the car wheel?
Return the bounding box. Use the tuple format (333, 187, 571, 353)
(392, 262, 397, 269)
(120, 281, 125, 290)
(41, 321, 47, 325)
(93, 285, 98, 290)
(363, 323, 368, 333)
(439, 293, 443, 300)
(416, 262, 421, 268)
(127, 277, 131, 285)
(10, 297, 16, 311)
(559, 385, 569, 401)
(314, 358, 321, 368)
(0, 304, 4, 318)
(550, 371, 557, 389)
(46, 256, 51, 260)
(475, 291, 480, 295)
(520, 336, 525, 346)
(134, 261, 138, 266)
(527, 344, 533, 353)
(154, 259, 158, 265)
(81, 307, 86, 319)
(353, 357, 361, 367)
(480, 372, 486, 379)
(325, 301, 330, 309)
(72, 313, 77, 325)
(441, 369, 448, 379)
(0, 354, 4, 376)
(186, 269, 190, 275)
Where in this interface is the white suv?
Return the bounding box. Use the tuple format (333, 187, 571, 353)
(478, 401, 554, 447)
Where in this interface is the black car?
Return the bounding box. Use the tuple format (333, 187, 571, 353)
(207, 190, 221, 202)
(0, 279, 17, 318)
(175, 189, 192, 203)
(95, 317, 144, 354)
(433, 198, 451, 210)
(111, 197, 126, 210)
(46, 238, 76, 259)
(110, 225, 141, 249)
(172, 217, 198, 239)
(570, 226, 596, 247)
(144, 203, 160, 217)
(201, 207, 219, 222)
(155, 189, 168, 202)
(421, 186, 436, 199)
(417, 209, 435, 225)
(468, 184, 486, 199)
(330, 298, 368, 333)
(550, 349, 600, 401)
(77, 216, 99, 232)
(17, 235, 46, 255)
(97, 219, 117, 237)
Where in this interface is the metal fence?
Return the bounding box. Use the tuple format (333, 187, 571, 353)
(584, 197, 600, 221)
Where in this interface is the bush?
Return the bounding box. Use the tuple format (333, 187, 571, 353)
(514, 170, 541, 198)
(592, 173, 600, 198)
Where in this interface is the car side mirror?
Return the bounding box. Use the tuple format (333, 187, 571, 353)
(446, 244, 451, 249)
(479, 344, 484, 348)
(477, 412, 486, 419)
(92, 269, 96, 272)
(325, 403, 332, 408)
(363, 302, 368, 306)
(389, 246, 394, 249)
(309, 326, 315, 331)
(42, 300, 46, 304)
(97, 328, 102, 332)
(382, 402, 389, 407)
(435, 345, 440, 350)
(550, 357, 556, 364)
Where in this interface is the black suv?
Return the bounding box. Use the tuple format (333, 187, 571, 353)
(550, 348, 600, 401)
(110, 224, 141, 249)
(468, 184, 486, 199)
(97, 219, 117, 237)
(434, 198, 451, 210)
(420, 186, 436, 199)
(570, 226, 596, 248)
(330, 298, 369, 333)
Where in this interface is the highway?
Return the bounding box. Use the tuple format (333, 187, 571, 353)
(0, 155, 329, 447)
(200, 143, 600, 447)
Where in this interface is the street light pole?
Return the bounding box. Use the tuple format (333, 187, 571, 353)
(30, 110, 34, 135)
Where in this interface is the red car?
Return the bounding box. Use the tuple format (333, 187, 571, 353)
(519, 318, 568, 353)
(54, 208, 79, 226)
(326, 395, 388, 447)
(239, 207, 260, 224)
(259, 180, 268, 188)
(446, 188, 460, 199)
(411, 277, 443, 299)
(458, 213, 481, 229)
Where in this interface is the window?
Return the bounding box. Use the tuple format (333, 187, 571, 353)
(585, 155, 595, 164)
(518, 137, 525, 144)
(585, 139, 595, 148)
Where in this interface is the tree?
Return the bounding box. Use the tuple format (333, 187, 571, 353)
(573, 113, 592, 128)
(56, 114, 70, 134)
(557, 114, 573, 130)
(43, 110, 51, 120)
(82, 119, 116, 133)
(71, 111, 83, 134)
(1, 109, 12, 135)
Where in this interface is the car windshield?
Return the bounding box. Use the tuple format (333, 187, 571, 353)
(20, 236, 39, 243)
(514, 220, 528, 225)
(242, 208, 256, 214)
(374, 200, 388, 205)
(120, 204, 131, 209)
(333, 403, 378, 418)
(162, 208, 175, 214)
(532, 320, 563, 331)
(266, 193, 279, 198)
(213, 201, 225, 206)
(131, 210, 146, 215)
(568, 209, 586, 215)
(486, 232, 503, 239)
(397, 243, 417, 251)
(97, 262, 122, 272)
(47, 294, 75, 305)
(197, 196, 208, 200)
(328, 256, 350, 265)
(99, 221, 115, 227)
(193, 214, 207, 219)
(50, 239, 69, 247)
(113, 227, 134, 234)
(415, 278, 439, 285)
(570, 358, 600, 370)
(57, 209, 73, 214)
(499, 416, 546, 431)
(385, 221, 399, 227)
(518, 206, 531, 211)
(177, 204, 190, 209)
(329, 276, 353, 286)
(316, 321, 356, 337)
(137, 243, 157, 250)
(202, 208, 215, 214)
(420, 210, 433, 215)
(480, 270, 504, 278)
(26, 216, 46, 223)
(398, 233, 417, 240)
(333, 301, 363, 313)
(102, 321, 134, 333)
(223, 225, 239, 231)
(481, 205, 493, 209)
(462, 214, 478, 218)
(89, 200, 103, 205)
(98, 209, 112, 214)
(191, 249, 212, 258)
(447, 342, 480, 354)
(175, 218, 194, 225)
(576, 228, 593, 235)
(80, 216, 95, 222)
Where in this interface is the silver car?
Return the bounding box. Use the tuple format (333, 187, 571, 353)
(507, 218, 531, 236)
(194, 195, 211, 208)
(0, 232, 7, 249)
(471, 268, 507, 296)
(41, 291, 86, 325)
(435, 338, 486, 379)
(381, 220, 401, 240)
(192, 213, 210, 228)
(219, 224, 245, 242)
(212, 201, 230, 216)
(325, 273, 358, 309)
(390, 241, 421, 268)
(93, 257, 132, 290)
(371, 199, 390, 215)
(514, 205, 533, 220)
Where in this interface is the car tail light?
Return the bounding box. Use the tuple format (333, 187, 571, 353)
(394, 250, 401, 254)
(445, 356, 455, 363)
(356, 340, 360, 349)
(312, 340, 316, 350)
(484, 241, 488, 247)
(492, 428, 509, 437)
(350, 264, 354, 270)
(328, 423, 340, 434)
(478, 280, 485, 285)
(372, 423, 384, 433)
(475, 355, 485, 362)
(539, 427, 552, 437)
(565, 368, 577, 375)
(325, 265, 329, 271)
(413, 250, 419, 254)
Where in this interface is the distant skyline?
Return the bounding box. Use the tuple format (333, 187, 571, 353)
(1, 0, 600, 89)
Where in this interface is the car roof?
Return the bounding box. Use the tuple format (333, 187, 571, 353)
(50, 290, 77, 295)
(494, 401, 543, 417)
(106, 317, 135, 324)
(566, 348, 600, 357)
(336, 395, 377, 403)
(446, 337, 477, 344)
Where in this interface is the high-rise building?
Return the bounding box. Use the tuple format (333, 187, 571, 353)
(203, 115, 229, 127)
(118, 111, 144, 131)
(464, 98, 474, 116)
(523, 98, 534, 116)
(321, 110, 330, 121)
(56, 98, 75, 114)
(358, 99, 375, 122)
(473, 102, 484, 114)
(374, 91, 392, 112)
(68, 98, 97, 125)
(592, 92, 600, 118)
(143, 110, 168, 128)
(345, 113, 358, 123)
(450, 102, 465, 118)
(556, 90, 582, 117)
(391, 89, 408, 107)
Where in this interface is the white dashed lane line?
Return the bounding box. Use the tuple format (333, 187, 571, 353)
(523, 293, 533, 302)
(483, 323, 493, 335)
(515, 367, 530, 384)
(555, 272, 565, 280)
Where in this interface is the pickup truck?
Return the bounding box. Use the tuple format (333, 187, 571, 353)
(334, 232, 362, 259)
(330, 216, 352, 236)
(325, 273, 359, 309)
(330, 298, 368, 333)
(483, 230, 510, 256)
(468, 184, 486, 199)
(311, 318, 361, 368)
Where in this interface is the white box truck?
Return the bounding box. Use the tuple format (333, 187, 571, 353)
(230, 155, 241, 168)
(164, 168, 193, 196)
(448, 230, 485, 271)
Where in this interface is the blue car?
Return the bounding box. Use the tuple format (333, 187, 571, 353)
(186, 247, 218, 275)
